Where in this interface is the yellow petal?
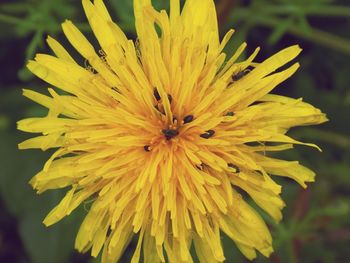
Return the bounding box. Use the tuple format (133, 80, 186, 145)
(231, 176, 285, 222)
(46, 36, 75, 62)
(82, 0, 127, 52)
(181, 0, 219, 49)
(43, 186, 77, 226)
(170, 0, 180, 26)
(246, 45, 302, 81)
(18, 133, 64, 151)
(91, 223, 109, 257)
(236, 243, 257, 260)
(22, 89, 54, 109)
(257, 156, 316, 188)
(143, 231, 161, 263)
(193, 233, 219, 263)
(220, 192, 273, 257)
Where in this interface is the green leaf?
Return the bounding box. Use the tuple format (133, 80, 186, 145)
(0, 130, 83, 263)
(0, 115, 9, 131)
(267, 16, 294, 45)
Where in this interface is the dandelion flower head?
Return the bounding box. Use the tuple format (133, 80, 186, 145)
(18, 0, 327, 262)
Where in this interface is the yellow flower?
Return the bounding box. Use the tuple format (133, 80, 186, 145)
(17, 0, 327, 262)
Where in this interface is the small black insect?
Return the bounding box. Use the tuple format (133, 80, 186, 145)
(200, 130, 215, 139)
(153, 88, 161, 101)
(228, 163, 240, 173)
(144, 145, 151, 152)
(225, 111, 235, 117)
(232, 69, 251, 82)
(183, 115, 194, 124)
(154, 89, 173, 105)
(162, 129, 179, 140)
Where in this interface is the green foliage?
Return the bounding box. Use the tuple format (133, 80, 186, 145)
(1, 0, 349, 262)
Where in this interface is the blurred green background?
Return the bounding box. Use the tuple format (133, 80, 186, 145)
(0, 0, 349, 262)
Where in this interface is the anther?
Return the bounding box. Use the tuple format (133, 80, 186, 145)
(144, 145, 151, 152)
(200, 130, 215, 139)
(167, 94, 173, 103)
(162, 129, 179, 140)
(228, 163, 240, 173)
(226, 111, 234, 116)
(153, 88, 161, 101)
(183, 115, 194, 124)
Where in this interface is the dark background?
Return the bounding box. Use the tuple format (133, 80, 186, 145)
(0, 0, 350, 262)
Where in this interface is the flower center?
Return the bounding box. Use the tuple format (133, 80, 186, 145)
(145, 88, 218, 151)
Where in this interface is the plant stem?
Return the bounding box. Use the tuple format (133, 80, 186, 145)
(0, 13, 35, 28)
(260, 5, 350, 18)
(0, 13, 91, 33)
(217, 0, 239, 26)
(287, 239, 298, 263)
(25, 30, 43, 61)
(230, 9, 350, 55)
(0, 3, 32, 13)
(293, 128, 350, 150)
